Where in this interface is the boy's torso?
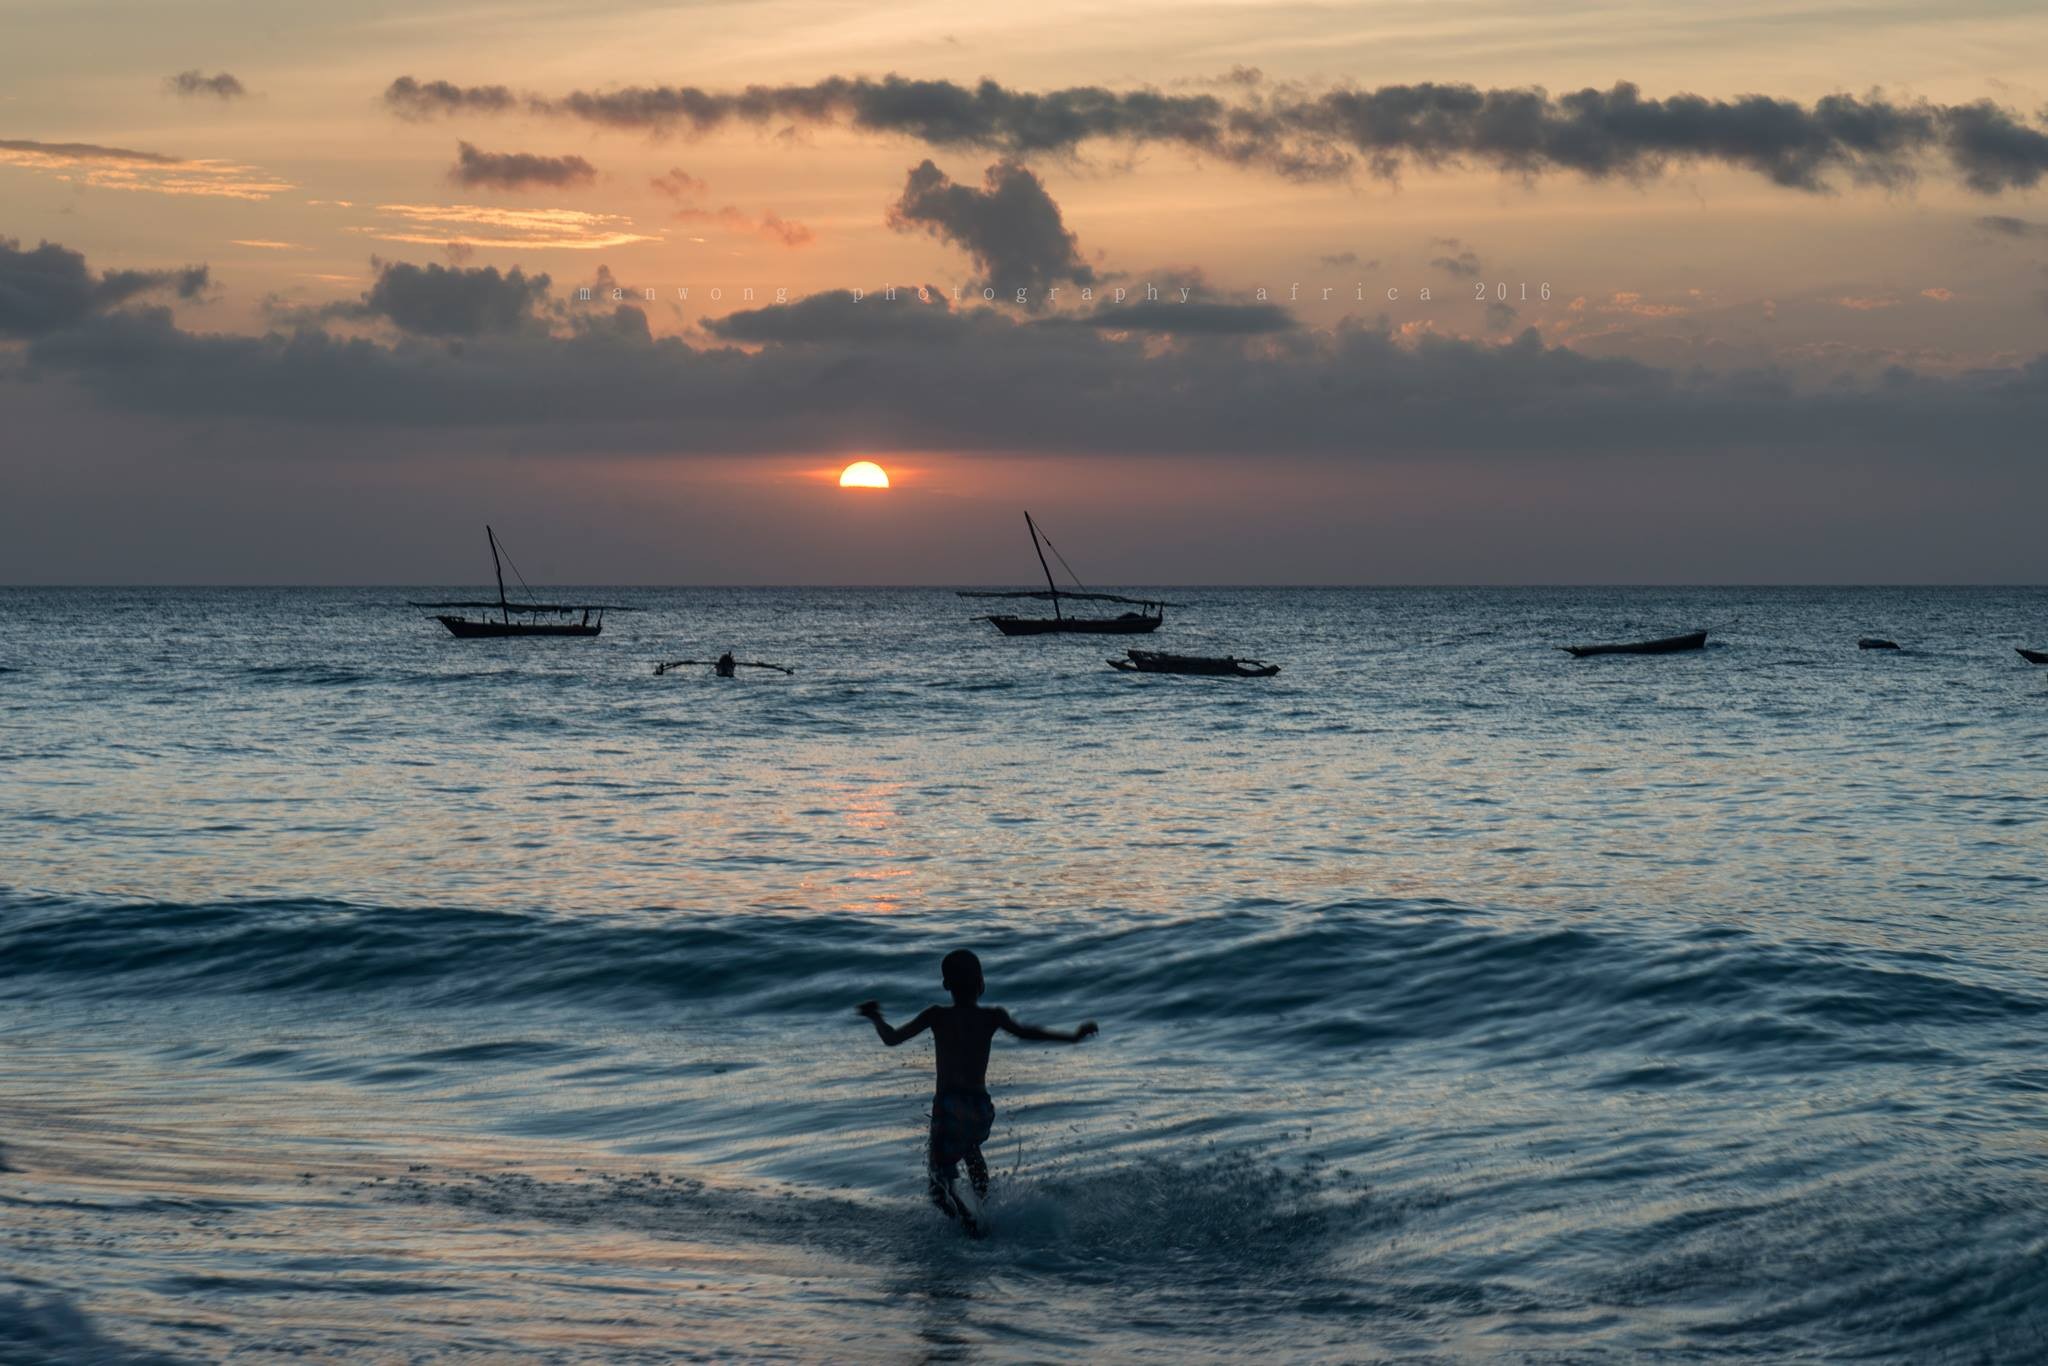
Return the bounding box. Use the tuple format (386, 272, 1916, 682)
(929, 1004, 1000, 1093)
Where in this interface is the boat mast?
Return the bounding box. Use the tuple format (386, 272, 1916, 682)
(1025, 510, 1061, 620)
(487, 524, 509, 625)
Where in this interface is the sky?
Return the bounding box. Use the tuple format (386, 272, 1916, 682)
(2, 0, 2046, 584)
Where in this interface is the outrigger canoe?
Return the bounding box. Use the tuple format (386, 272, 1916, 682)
(2020, 648, 2048, 665)
(1109, 649, 1280, 678)
(1560, 629, 1708, 658)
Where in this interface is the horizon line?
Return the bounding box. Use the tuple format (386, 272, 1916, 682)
(4, 582, 2046, 592)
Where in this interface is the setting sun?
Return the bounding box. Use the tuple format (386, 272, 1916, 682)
(838, 460, 891, 489)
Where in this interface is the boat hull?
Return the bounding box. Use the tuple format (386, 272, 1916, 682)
(2020, 648, 2048, 665)
(437, 616, 601, 638)
(986, 614, 1162, 636)
(1562, 630, 1708, 658)
(1110, 650, 1278, 678)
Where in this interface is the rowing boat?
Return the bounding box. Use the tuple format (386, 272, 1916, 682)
(1108, 650, 1280, 678)
(1560, 630, 1708, 658)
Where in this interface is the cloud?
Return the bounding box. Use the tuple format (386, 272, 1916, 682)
(1919, 287, 1955, 301)
(384, 73, 2048, 194)
(0, 137, 290, 199)
(649, 167, 707, 198)
(887, 160, 1094, 302)
(384, 76, 520, 119)
(1428, 238, 1482, 278)
(167, 70, 245, 99)
(705, 286, 964, 344)
(1977, 214, 2044, 237)
(647, 167, 811, 246)
(450, 141, 597, 190)
(0, 237, 206, 338)
(352, 203, 658, 250)
(1940, 100, 2048, 193)
(1836, 295, 1897, 310)
(0, 137, 177, 165)
(1319, 251, 1378, 268)
(1064, 299, 1298, 334)
(672, 205, 813, 246)
(360, 260, 553, 336)
(17, 241, 2047, 474)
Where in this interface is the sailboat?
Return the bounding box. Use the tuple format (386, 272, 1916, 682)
(959, 512, 1175, 635)
(409, 526, 632, 638)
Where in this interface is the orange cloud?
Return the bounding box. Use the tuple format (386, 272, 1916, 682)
(355, 203, 660, 250)
(672, 205, 813, 247)
(0, 139, 291, 200)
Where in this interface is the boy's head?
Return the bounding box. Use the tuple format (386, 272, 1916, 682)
(941, 949, 984, 1002)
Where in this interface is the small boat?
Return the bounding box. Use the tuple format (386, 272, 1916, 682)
(1559, 629, 1708, 658)
(959, 512, 1176, 635)
(1858, 638, 1901, 651)
(1109, 650, 1280, 678)
(410, 526, 631, 638)
(2020, 648, 2048, 665)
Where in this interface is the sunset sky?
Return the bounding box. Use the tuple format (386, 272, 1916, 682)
(3, 0, 2046, 583)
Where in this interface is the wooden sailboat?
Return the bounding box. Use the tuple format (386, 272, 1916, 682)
(410, 526, 631, 638)
(959, 512, 1175, 635)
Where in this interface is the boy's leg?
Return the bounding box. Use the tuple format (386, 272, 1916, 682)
(927, 1153, 965, 1217)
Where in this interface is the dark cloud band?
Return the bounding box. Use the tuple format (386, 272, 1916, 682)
(15, 242, 2048, 466)
(383, 73, 2048, 193)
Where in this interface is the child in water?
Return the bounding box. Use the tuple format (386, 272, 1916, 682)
(857, 949, 1097, 1233)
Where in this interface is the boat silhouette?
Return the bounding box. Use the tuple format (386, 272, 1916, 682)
(959, 512, 1175, 635)
(410, 526, 631, 638)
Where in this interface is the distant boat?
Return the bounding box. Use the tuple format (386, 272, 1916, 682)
(1560, 629, 1708, 658)
(1859, 638, 1901, 650)
(410, 526, 631, 638)
(959, 512, 1175, 635)
(1109, 649, 1280, 678)
(2020, 648, 2048, 665)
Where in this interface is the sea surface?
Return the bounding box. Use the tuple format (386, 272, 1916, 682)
(2, 587, 2045, 1363)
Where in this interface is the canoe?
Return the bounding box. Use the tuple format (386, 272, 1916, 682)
(2020, 648, 2048, 665)
(987, 612, 1163, 635)
(1560, 630, 1708, 658)
(1109, 650, 1280, 678)
(1858, 638, 1901, 651)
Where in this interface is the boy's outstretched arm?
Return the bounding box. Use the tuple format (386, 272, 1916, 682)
(855, 1001, 935, 1047)
(995, 1008, 1099, 1044)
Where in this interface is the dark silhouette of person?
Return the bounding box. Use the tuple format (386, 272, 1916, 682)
(857, 949, 1097, 1234)
(716, 652, 736, 677)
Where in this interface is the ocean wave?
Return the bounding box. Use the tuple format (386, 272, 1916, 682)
(3, 894, 2035, 1072)
(367, 1144, 1377, 1295)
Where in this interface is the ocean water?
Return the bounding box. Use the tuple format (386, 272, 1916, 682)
(1, 586, 2045, 1363)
